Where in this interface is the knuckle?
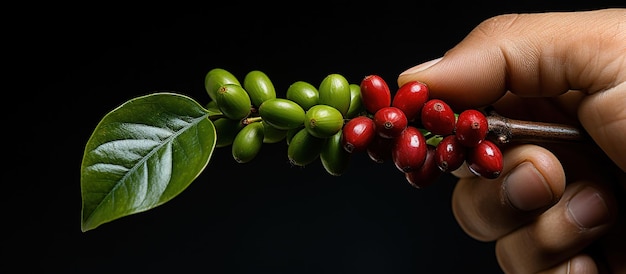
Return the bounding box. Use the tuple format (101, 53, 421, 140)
(472, 13, 523, 38)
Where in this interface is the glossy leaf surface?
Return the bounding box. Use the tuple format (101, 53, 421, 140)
(80, 92, 216, 232)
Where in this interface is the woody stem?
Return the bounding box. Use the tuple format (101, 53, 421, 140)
(485, 108, 588, 145)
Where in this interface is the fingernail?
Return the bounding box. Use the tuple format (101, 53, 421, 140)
(567, 187, 610, 229)
(503, 162, 553, 211)
(399, 57, 442, 76)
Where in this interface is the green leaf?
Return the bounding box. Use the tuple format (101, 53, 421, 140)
(80, 92, 216, 232)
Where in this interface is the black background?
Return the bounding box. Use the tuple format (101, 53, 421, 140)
(9, 2, 624, 273)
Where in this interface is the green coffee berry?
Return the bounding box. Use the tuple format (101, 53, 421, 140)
(304, 104, 344, 138)
(287, 127, 325, 167)
(243, 70, 276, 108)
(318, 73, 351, 116)
(258, 98, 305, 130)
(286, 81, 319, 111)
(205, 68, 241, 102)
(215, 84, 252, 120)
(262, 121, 287, 144)
(345, 83, 365, 118)
(285, 125, 304, 146)
(213, 117, 244, 148)
(232, 121, 264, 163)
(320, 130, 351, 176)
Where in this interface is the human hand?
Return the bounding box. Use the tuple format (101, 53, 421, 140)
(398, 8, 625, 273)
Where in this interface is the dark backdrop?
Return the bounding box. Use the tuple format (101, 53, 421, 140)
(9, 1, 624, 273)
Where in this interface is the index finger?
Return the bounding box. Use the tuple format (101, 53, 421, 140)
(397, 9, 625, 109)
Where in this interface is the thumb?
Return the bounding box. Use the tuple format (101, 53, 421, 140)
(397, 9, 626, 171)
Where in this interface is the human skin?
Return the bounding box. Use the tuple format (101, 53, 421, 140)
(398, 8, 625, 273)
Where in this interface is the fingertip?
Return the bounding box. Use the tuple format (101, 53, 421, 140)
(397, 57, 442, 84)
(450, 144, 567, 242)
(509, 252, 600, 274)
(397, 49, 507, 110)
(502, 145, 567, 204)
(566, 255, 599, 274)
(503, 161, 554, 211)
(567, 186, 612, 230)
(496, 180, 617, 273)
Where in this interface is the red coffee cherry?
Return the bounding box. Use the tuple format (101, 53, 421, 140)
(366, 134, 394, 163)
(359, 74, 391, 114)
(467, 139, 503, 179)
(392, 126, 427, 173)
(373, 106, 408, 139)
(391, 81, 430, 122)
(341, 115, 377, 153)
(404, 144, 442, 188)
(455, 109, 488, 147)
(435, 135, 467, 173)
(421, 99, 456, 135)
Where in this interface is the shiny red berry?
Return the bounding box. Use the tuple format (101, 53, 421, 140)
(404, 145, 442, 188)
(341, 115, 377, 153)
(455, 109, 488, 147)
(366, 134, 394, 163)
(392, 126, 427, 173)
(391, 81, 430, 122)
(467, 139, 503, 179)
(359, 74, 391, 114)
(421, 99, 456, 135)
(374, 106, 408, 139)
(435, 135, 467, 173)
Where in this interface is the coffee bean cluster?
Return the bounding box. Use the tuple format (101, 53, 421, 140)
(205, 68, 503, 188)
(346, 75, 504, 188)
(205, 68, 365, 176)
